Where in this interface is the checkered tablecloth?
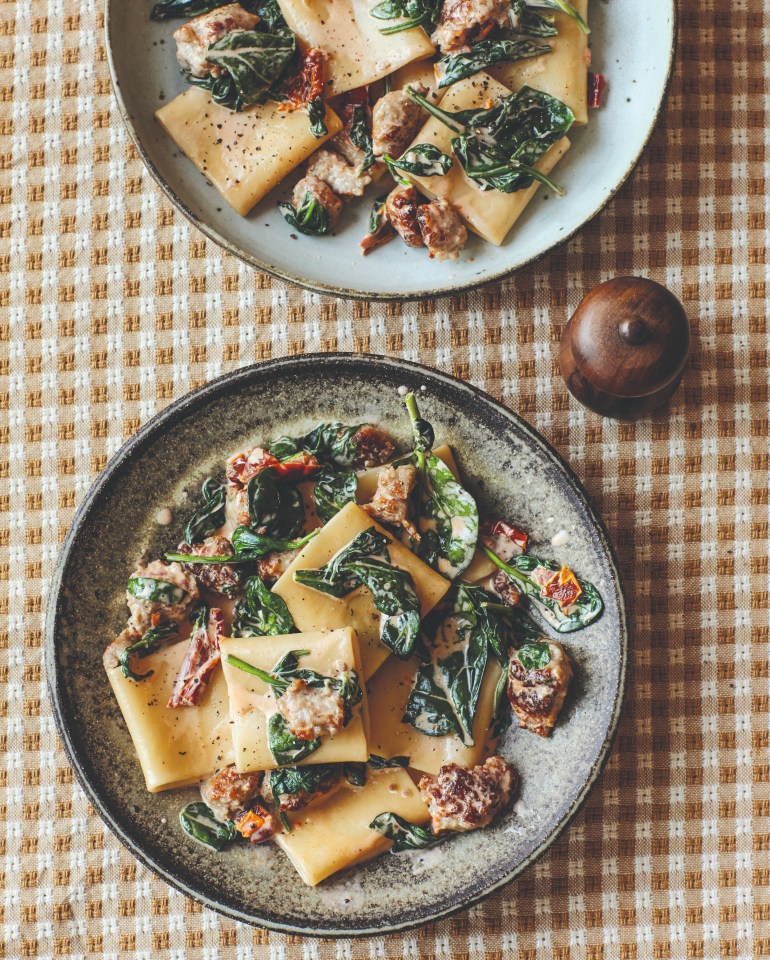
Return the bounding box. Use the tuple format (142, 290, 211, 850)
(1, 0, 768, 957)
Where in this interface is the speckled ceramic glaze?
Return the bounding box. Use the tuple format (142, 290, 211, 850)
(47, 355, 627, 935)
(105, 0, 676, 299)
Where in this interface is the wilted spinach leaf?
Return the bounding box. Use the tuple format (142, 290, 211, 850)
(403, 391, 434, 453)
(126, 577, 189, 606)
(342, 557, 423, 658)
(516, 1, 558, 36)
(265, 764, 338, 806)
(368, 754, 410, 769)
(406, 85, 574, 195)
(435, 38, 551, 88)
(308, 95, 327, 138)
(483, 549, 603, 632)
(190, 26, 297, 112)
(399, 392, 478, 580)
(402, 664, 461, 737)
(369, 0, 442, 34)
(119, 621, 179, 682)
(184, 477, 225, 544)
(179, 801, 237, 851)
(349, 103, 375, 174)
(491, 661, 511, 736)
(165, 527, 319, 564)
(278, 191, 332, 236)
(232, 576, 296, 637)
(345, 754, 409, 786)
(270, 422, 368, 467)
(539, 0, 589, 33)
(369, 194, 389, 234)
(403, 584, 513, 743)
(343, 762, 368, 786)
(517, 640, 552, 671)
(268, 713, 321, 765)
(293, 527, 390, 597)
(253, 0, 288, 31)
(231, 525, 319, 558)
(247, 470, 304, 537)
(369, 812, 443, 852)
(383, 144, 453, 178)
(313, 468, 358, 523)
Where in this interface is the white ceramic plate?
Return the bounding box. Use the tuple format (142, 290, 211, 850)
(106, 0, 676, 300)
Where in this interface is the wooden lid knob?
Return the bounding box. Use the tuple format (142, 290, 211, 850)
(559, 277, 690, 420)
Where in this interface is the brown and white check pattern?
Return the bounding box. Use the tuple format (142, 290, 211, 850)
(1, 0, 768, 957)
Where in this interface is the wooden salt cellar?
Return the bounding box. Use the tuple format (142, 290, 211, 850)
(559, 276, 690, 420)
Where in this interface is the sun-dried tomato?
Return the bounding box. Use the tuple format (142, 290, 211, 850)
(234, 804, 279, 843)
(345, 85, 369, 108)
(481, 518, 528, 554)
(227, 446, 320, 487)
(167, 608, 223, 708)
(273, 450, 322, 479)
(587, 72, 606, 109)
(542, 564, 583, 610)
(280, 47, 325, 107)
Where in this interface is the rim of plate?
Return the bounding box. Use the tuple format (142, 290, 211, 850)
(46, 354, 628, 935)
(104, 4, 678, 302)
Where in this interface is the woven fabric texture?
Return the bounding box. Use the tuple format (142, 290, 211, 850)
(1, 0, 768, 957)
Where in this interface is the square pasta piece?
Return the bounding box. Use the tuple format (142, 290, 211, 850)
(220, 627, 369, 773)
(156, 87, 343, 216)
(366, 654, 503, 775)
(276, 767, 429, 885)
(272, 502, 450, 679)
(491, 0, 589, 124)
(106, 641, 233, 793)
(277, 0, 434, 97)
(401, 72, 571, 246)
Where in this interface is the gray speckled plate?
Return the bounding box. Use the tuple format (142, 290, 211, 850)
(47, 354, 627, 935)
(105, 0, 676, 299)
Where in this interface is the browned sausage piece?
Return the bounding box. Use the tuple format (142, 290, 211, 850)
(415, 199, 468, 261)
(200, 765, 264, 822)
(508, 640, 573, 737)
(372, 83, 429, 159)
(431, 0, 511, 53)
(307, 149, 372, 198)
(385, 185, 424, 248)
(177, 536, 241, 597)
(419, 756, 516, 834)
(276, 679, 346, 741)
(350, 425, 397, 468)
(362, 465, 419, 539)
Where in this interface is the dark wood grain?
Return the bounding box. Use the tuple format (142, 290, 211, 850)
(559, 276, 690, 420)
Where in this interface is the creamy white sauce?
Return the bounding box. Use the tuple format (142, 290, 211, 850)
(404, 150, 447, 176)
(155, 507, 173, 526)
(228, 681, 276, 719)
(550, 529, 570, 547)
(316, 879, 366, 910)
(406, 845, 448, 876)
